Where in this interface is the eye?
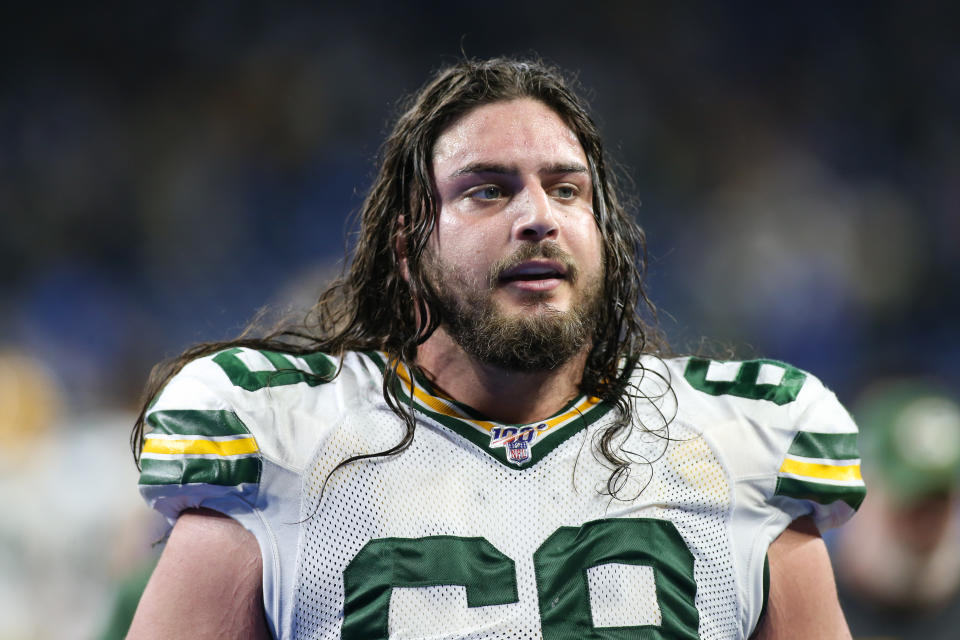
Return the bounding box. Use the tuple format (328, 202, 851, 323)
(468, 185, 504, 201)
(550, 184, 578, 200)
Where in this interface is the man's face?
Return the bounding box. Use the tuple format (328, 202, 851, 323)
(424, 98, 605, 371)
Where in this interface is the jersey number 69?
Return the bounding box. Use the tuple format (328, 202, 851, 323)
(342, 517, 700, 639)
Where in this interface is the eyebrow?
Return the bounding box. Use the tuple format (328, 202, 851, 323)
(449, 161, 589, 179)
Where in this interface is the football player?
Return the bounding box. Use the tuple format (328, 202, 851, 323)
(127, 58, 864, 639)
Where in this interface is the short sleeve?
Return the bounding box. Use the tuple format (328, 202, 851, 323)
(677, 356, 866, 532)
(137, 355, 262, 524)
(770, 386, 867, 531)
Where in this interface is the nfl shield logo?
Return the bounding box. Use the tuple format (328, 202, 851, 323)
(507, 438, 530, 464)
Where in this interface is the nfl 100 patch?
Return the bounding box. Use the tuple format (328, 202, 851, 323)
(490, 424, 549, 465)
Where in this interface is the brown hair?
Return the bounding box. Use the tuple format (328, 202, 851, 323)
(132, 57, 668, 493)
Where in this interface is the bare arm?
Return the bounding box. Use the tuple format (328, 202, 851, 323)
(751, 516, 852, 640)
(126, 508, 272, 640)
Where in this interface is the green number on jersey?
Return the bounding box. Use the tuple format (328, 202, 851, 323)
(683, 358, 806, 406)
(535, 519, 698, 639)
(341, 519, 700, 639)
(211, 347, 335, 392)
(342, 536, 518, 639)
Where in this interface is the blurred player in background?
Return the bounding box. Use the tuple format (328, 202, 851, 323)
(126, 57, 865, 639)
(833, 381, 960, 639)
(0, 351, 160, 639)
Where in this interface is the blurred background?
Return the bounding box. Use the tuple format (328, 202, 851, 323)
(0, 1, 957, 638)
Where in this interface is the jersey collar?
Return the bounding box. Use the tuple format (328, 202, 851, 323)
(364, 351, 617, 468)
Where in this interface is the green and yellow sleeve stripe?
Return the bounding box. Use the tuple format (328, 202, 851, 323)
(774, 432, 866, 510)
(143, 434, 259, 457)
(139, 410, 262, 486)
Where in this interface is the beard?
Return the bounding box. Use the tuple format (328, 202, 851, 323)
(422, 242, 605, 372)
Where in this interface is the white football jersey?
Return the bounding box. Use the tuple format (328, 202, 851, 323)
(139, 349, 865, 639)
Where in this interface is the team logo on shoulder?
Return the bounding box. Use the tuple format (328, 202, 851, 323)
(489, 423, 549, 465)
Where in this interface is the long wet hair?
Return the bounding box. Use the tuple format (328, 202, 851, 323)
(131, 57, 668, 493)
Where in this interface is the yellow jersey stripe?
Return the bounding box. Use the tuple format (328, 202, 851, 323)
(545, 395, 601, 428)
(416, 387, 497, 430)
(395, 363, 498, 429)
(396, 362, 600, 434)
(143, 436, 259, 457)
(778, 458, 862, 482)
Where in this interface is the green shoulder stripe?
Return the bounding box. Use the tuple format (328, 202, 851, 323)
(146, 409, 249, 438)
(212, 347, 337, 392)
(774, 477, 866, 510)
(787, 431, 859, 461)
(140, 457, 261, 486)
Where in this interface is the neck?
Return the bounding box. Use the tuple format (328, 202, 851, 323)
(415, 327, 588, 424)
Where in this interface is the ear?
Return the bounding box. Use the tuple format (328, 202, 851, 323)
(396, 215, 410, 282)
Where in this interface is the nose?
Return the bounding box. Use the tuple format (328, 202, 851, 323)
(513, 184, 558, 242)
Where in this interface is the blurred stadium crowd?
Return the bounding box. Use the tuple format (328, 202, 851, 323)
(0, 2, 957, 638)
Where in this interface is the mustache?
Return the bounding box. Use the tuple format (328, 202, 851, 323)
(488, 242, 579, 286)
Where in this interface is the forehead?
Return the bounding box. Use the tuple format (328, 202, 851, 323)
(432, 98, 588, 174)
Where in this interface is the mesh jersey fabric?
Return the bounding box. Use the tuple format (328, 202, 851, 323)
(139, 349, 865, 639)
